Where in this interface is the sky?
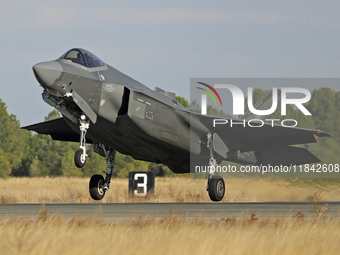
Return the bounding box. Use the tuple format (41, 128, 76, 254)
(1, 0, 340, 126)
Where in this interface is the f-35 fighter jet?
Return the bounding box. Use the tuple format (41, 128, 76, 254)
(23, 48, 329, 201)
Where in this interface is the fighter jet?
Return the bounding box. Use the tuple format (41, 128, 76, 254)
(23, 48, 330, 202)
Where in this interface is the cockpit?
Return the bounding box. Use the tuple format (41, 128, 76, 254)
(59, 48, 105, 68)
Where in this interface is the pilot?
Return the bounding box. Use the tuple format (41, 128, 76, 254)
(84, 53, 93, 68)
(77, 53, 86, 66)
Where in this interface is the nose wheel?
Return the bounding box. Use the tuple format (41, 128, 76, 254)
(75, 114, 89, 168)
(74, 150, 86, 168)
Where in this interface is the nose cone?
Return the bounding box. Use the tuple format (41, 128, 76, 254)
(32, 61, 62, 89)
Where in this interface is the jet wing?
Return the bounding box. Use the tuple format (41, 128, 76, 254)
(189, 113, 330, 166)
(256, 145, 321, 166)
(193, 113, 330, 153)
(21, 118, 83, 143)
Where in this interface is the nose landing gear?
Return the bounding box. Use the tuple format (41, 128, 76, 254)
(75, 114, 89, 168)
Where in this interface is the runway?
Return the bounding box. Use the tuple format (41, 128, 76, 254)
(0, 202, 339, 220)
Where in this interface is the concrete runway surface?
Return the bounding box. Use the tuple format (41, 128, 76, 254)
(0, 202, 339, 220)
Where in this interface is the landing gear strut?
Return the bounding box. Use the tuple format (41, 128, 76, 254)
(89, 145, 116, 200)
(206, 133, 225, 202)
(75, 114, 89, 168)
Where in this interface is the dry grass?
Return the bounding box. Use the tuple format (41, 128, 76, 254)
(0, 208, 340, 255)
(0, 178, 339, 255)
(0, 177, 339, 203)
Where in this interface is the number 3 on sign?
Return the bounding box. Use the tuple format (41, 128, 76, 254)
(134, 173, 148, 197)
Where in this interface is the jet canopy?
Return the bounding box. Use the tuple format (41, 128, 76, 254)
(59, 48, 105, 68)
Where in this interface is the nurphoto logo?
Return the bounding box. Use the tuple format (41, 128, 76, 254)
(197, 82, 311, 116)
(196, 82, 312, 127)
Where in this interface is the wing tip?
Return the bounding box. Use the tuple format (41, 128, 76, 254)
(315, 129, 331, 137)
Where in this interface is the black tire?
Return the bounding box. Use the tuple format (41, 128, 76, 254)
(74, 150, 86, 168)
(89, 174, 105, 200)
(208, 176, 225, 202)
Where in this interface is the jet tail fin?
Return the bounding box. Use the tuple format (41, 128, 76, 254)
(241, 89, 281, 120)
(154, 87, 176, 101)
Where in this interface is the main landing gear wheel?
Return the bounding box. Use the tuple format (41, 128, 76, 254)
(74, 150, 86, 168)
(88, 145, 116, 201)
(89, 174, 105, 200)
(208, 176, 225, 202)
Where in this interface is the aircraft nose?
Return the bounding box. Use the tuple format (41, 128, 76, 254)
(32, 61, 62, 89)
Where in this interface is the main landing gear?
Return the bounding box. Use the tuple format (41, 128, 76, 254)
(89, 145, 116, 200)
(74, 114, 89, 168)
(206, 133, 225, 202)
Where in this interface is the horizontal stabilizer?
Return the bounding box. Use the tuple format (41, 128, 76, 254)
(256, 146, 320, 166)
(195, 113, 330, 152)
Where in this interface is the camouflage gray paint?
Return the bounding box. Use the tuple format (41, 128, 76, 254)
(26, 48, 330, 175)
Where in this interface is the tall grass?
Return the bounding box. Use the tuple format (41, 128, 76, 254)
(0, 177, 339, 203)
(0, 208, 339, 255)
